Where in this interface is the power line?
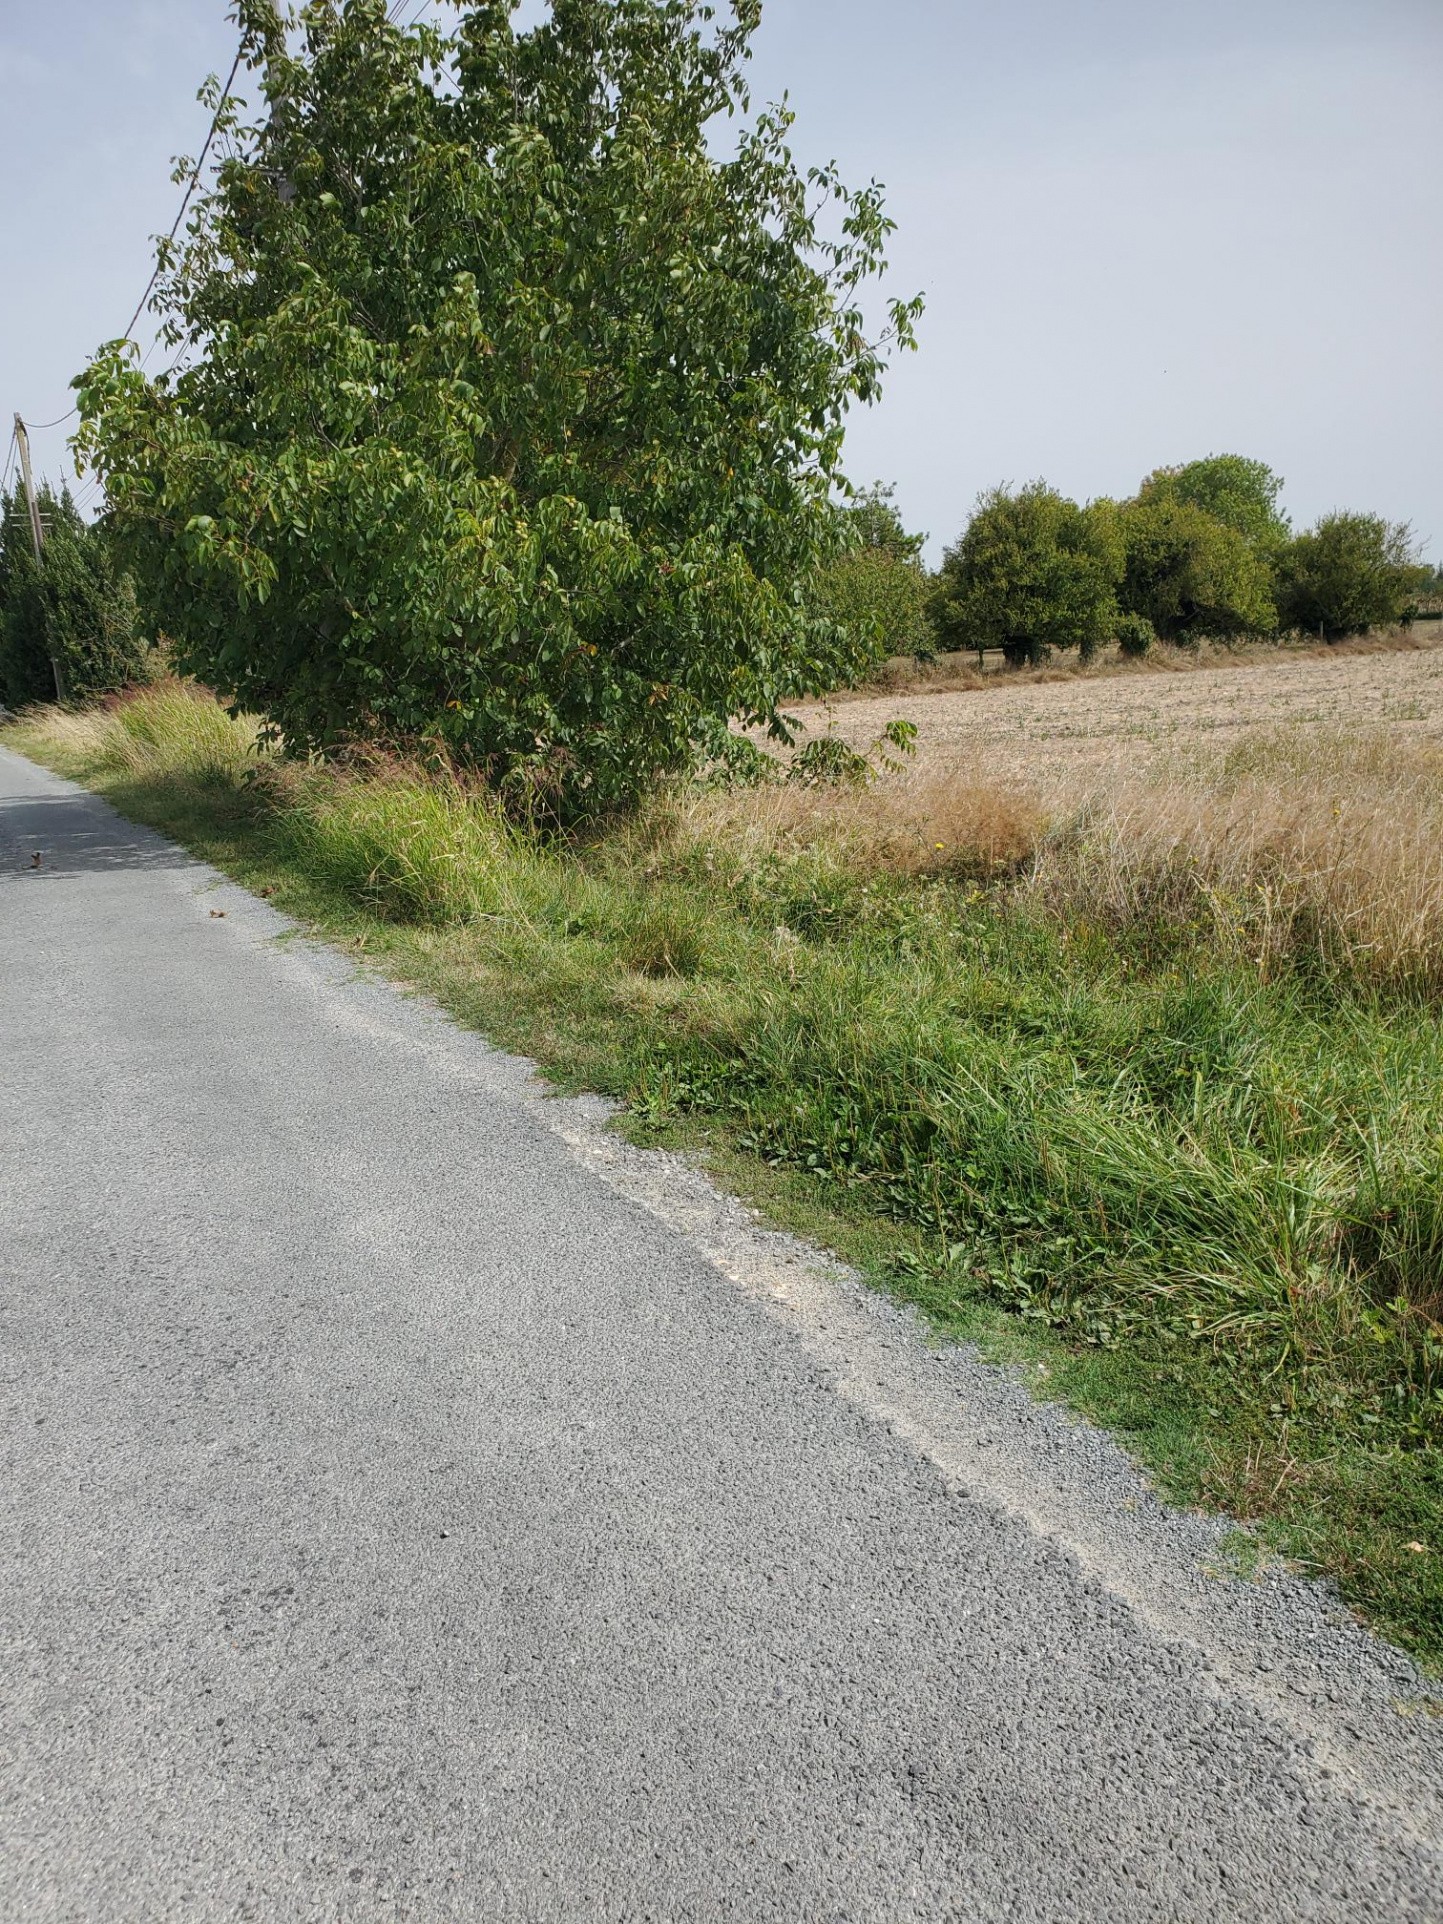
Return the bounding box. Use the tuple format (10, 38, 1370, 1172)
(120, 41, 245, 346)
(14, 39, 247, 446)
(22, 11, 431, 443)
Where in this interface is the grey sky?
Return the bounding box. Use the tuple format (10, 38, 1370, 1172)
(3, 1, 1439, 559)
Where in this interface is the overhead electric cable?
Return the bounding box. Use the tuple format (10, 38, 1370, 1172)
(120, 41, 245, 346)
(15, 38, 249, 446)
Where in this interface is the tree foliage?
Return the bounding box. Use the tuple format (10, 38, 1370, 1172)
(840, 481, 925, 564)
(0, 486, 146, 707)
(810, 483, 934, 666)
(1115, 494, 1276, 644)
(1137, 454, 1289, 554)
(1276, 512, 1425, 640)
(933, 481, 1118, 664)
(75, 0, 919, 809)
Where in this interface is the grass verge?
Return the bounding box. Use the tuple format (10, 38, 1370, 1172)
(7, 683, 1441, 1666)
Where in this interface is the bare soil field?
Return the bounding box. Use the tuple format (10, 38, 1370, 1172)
(785, 634, 1443, 787)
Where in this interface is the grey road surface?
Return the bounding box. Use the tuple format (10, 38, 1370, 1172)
(2, 745, 1441, 1923)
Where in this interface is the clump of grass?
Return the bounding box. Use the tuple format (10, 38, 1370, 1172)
(32, 679, 261, 786)
(620, 901, 709, 977)
(267, 758, 536, 928)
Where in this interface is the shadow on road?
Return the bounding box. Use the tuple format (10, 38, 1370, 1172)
(0, 791, 193, 882)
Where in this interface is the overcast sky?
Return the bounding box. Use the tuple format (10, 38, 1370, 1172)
(2, 0, 1439, 558)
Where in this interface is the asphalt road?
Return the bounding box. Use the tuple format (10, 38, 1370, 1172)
(2, 745, 1441, 1923)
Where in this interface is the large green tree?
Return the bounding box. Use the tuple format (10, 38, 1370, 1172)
(1136, 454, 1289, 554)
(933, 482, 1119, 665)
(75, 0, 919, 808)
(0, 486, 146, 707)
(1276, 512, 1426, 640)
(1115, 494, 1276, 644)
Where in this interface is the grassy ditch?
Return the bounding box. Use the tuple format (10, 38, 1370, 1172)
(7, 683, 1442, 1665)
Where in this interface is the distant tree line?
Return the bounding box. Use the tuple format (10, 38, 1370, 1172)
(3, 454, 1431, 716)
(0, 485, 149, 708)
(822, 455, 1434, 669)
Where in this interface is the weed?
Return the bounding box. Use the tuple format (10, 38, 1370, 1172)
(621, 902, 708, 978)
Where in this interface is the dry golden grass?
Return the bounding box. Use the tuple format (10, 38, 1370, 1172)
(1025, 731, 1443, 987)
(31, 680, 262, 782)
(680, 771, 1045, 880)
(717, 637, 1443, 990)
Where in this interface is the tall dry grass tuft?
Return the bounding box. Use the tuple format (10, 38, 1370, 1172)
(1025, 731, 1443, 991)
(676, 771, 1045, 881)
(680, 727, 1443, 992)
(33, 680, 263, 785)
(266, 756, 540, 928)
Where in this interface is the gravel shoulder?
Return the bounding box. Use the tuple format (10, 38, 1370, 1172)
(2, 745, 1441, 1922)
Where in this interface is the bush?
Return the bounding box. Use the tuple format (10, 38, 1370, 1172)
(1276, 512, 1425, 640)
(811, 489, 935, 666)
(815, 479, 938, 661)
(1136, 455, 1290, 554)
(813, 548, 936, 669)
(1114, 612, 1155, 657)
(933, 481, 1119, 665)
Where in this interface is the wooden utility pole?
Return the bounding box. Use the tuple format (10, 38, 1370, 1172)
(13, 414, 65, 702)
(13, 416, 44, 562)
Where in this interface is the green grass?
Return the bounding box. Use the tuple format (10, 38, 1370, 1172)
(8, 685, 1442, 1667)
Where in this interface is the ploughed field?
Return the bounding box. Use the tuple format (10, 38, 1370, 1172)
(788, 632, 1443, 786)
